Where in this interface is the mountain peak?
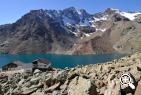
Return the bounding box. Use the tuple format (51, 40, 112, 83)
(104, 8, 120, 15)
(62, 7, 87, 15)
(63, 7, 76, 11)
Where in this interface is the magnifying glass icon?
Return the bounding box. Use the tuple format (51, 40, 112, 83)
(120, 73, 135, 89)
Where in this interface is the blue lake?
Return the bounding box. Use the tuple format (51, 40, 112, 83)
(0, 53, 124, 69)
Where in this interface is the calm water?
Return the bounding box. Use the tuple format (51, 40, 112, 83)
(0, 53, 124, 69)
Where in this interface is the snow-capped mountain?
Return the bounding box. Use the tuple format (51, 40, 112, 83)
(94, 8, 141, 21)
(0, 7, 141, 54)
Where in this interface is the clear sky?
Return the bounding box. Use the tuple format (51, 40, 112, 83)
(0, 0, 141, 25)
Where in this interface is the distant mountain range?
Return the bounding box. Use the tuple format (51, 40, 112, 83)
(0, 7, 141, 54)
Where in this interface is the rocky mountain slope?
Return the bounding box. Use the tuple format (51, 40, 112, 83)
(0, 7, 141, 54)
(1, 52, 141, 95)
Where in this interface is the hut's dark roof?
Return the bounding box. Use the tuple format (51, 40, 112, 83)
(32, 58, 51, 64)
(2, 61, 25, 68)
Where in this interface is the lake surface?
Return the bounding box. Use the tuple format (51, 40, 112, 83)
(0, 53, 124, 69)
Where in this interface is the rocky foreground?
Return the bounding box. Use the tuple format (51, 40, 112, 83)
(1, 53, 141, 95)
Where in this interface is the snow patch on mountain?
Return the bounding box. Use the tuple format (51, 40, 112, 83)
(104, 8, 141, 21)
(45, 11, 53, 18)
(76, 9, 82, 15)
(96, 28, 106, 32)
(94, 15, 108, 22)
(63, 16, 75, 25)
(0, 41, 9, 46)
(79, 19, 91, 27)
(119, 12, 141, 20)
(110, 9, 141, 21)
(71, 31, 78, 36)
(84, 33, 93, 37)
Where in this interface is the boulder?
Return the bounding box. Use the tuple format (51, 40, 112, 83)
(44, 82, 60, 93)
(53, 70, 68, 82)
(126, 93, 133, 95)
(31, 91, 44, 95)
(43, 77, 52, 89)
(0, 85, 4, 95)
(12, 86, 22, 95)
(21, 87, 38, 95)
(60, 80, 69, 92)
(104, 81, 121, 95)
(21, 83, 43, 95)
(99, 86, 107, 95)
(67, 72, 79, 80)
(34, 69, 42, 75)
(95, 80, 105, 88)
(137, 64, 141, 71)
(109, 74, 116, 81)
(88, 73, 97, 79)
(29, 77, 40, 86)
(30, 89, 44, 95)
(52, 90, 62, 95)
(134, 80, 141, 95)
(18, 79, 25, 85)
(67, 76, 97, 95)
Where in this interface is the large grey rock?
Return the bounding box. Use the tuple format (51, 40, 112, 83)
(52, 90, 62, 95)
(34, 69, 42, 75)
(21, 83, 43, 95)
(104, 81, 121, 95)
(137, 64, 141, 71)
(53, 70, 68, 82)
(0, 85, 4, 95)
(44, 82, 60, 93)
(67, 76, 97, 95)
(18, 79, 25, 85)
(134, 80, 141, 95)
(99, 86, 107, 95)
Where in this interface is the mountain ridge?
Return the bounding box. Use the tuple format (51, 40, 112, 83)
(0, 7, 141, 54)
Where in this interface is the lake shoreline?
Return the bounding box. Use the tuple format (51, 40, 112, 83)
(0, 53, 141, 95)
(0, 53, 125, 69)
(0, 51, 127, 56)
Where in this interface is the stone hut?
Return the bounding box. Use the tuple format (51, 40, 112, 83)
(32, 58, 52, 71)
(1, 58, 52, 73)
(2, 61, 25, 71)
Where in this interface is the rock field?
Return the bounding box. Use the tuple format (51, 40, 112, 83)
(1, 53, 141, 95)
